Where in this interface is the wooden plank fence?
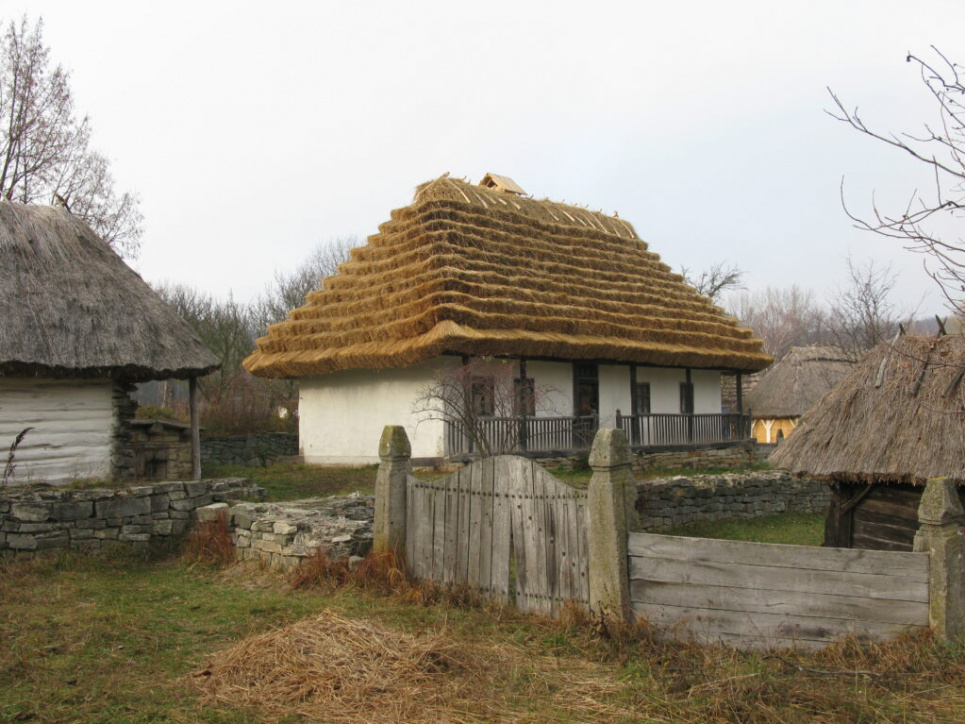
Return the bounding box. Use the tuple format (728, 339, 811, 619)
(405, 455, 589, 615)
(375, 425, 965, 648)
(628, 532, 929, 649)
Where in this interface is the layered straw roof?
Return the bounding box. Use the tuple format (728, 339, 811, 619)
(746, 346, 852, 418)
(771, 335, 965, 485)
(0, 202, 219, 381)
(244, 175, 771, 378)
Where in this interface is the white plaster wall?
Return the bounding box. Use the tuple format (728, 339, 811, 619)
(0, 378, 113, 484)
(299, 358, 458, 464)
(692, 369, 723, 413)
(598, 364, 631, 426)
(636, 367, 686, 413)
(525, 360, 572, 416)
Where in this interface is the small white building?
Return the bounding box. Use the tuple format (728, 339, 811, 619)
(0, 202, 218, 484)
(244, 174, 771, 465)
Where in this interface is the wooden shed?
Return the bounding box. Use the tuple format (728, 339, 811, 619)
(0, 202, 219, 484)
(244, 173, 771, 464)
(770, 334, 965, 551)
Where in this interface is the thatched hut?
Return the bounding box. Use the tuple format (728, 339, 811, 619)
(0, 201, 218, 484)
(244, 174, 771, 464)
(770, 334, 965, 550)
(745, 346, 852, 444)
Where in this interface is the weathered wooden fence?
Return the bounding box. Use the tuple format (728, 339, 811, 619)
(629, 533, 929, 649)
(405, 456, 589, 614)
(374, 426, 965, 648)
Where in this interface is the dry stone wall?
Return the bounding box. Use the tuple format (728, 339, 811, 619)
(201, 433, 298, 467)
(223, 494, 374, 571)
(637, 471, 829, 532)
(0, 478, 264, 558)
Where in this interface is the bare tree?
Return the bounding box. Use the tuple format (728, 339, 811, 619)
(0, 17, 142, 255)
(251, 236, 358, 335)
(680, 261, 745, 304)
(728, 286, 829, 359)
(413, 357, 565, 456)
(826, 258, 902, 361)
(828, 47, 965, 311)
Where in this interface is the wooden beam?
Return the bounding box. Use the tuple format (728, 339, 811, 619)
(189, 375, 201, 480)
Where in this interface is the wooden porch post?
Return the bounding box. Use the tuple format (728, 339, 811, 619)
(189, 375, 201, 481)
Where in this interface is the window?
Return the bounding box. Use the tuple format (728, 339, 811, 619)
(679, 382, 694, 414)
(471, 376, 495, 417)
(635, 382, 651, 415)
(514, 377, 535, 416)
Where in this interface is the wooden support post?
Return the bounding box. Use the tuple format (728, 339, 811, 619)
(587, 428, 637, 622)
(374, 425, 412, 555)
(913, 477, 965, 642)
(189, 375, 201, 481)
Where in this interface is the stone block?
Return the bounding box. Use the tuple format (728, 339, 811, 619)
(128, 485, 155, 497)
(7, 533, 38, 550)
(35, 534, 70, 550)
(184, 481, 210, 497)
(273, 521, 298, 536)
(170, 511, 191, 519)
(51, 501, 93, 521)
(170, 498, 200, 512)
(152, 519, 175, 535)
(231, 508, 254, 529)
(151, 494, 170, 513)
(17, 522, 57, 533)
(119, 532, 152, 543)
(121, 524, 151, 536)
(196, 503, 229, 522)
(96, 496, 151, 519)
(70, 528, 95, 540)
(11, 503, 50, 522)
(94, 529, 119, 540)
(253, 538, 283, 553)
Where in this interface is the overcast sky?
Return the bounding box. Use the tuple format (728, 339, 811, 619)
(9, 0, 965, 318)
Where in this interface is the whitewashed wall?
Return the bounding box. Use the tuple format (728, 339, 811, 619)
(0, 378, 114, 484)
(692, 369, 723, 414)
(598, 364, 632, 425)
(299, 358, 458, 464)
(298, 357, 726, 463)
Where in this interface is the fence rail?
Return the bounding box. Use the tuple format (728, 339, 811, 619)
(617, 412, 751, 446)
(445, 412, 751, 456)
(445, 415, 599, 456)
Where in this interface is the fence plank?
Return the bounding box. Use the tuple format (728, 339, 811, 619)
(636, 603, 926, 647)
(631, 580, 929, 626)
(628, 532, 927, 576)
(629, 555, 928, 603)
(490, 457, 513, 603)
(467, 461, 484, 587)
(456, 466, 472, 585)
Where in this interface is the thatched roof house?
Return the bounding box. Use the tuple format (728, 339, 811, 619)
(246, 175, 770, 377)
(745, 346, 852, 444)
(0, 201, 218, 484)
(771, 335, 965, 550)
(0, 202, 217, 381)
(244, 174, 770, 464)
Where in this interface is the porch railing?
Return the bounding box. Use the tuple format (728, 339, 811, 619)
(444, 412, 751, 456)
(616, 412, 751, 447)
(445, 415, 599, 456)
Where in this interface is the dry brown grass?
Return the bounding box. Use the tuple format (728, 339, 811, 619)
(191, 609, 636, 724)
(180, 512, 236, 568)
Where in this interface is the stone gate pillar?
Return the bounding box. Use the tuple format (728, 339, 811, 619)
(373, 425, 411, 555)
(587, 428, 635, 622)
(913, 477, 965, 642)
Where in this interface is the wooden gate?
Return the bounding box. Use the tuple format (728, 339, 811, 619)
(405, 456, 589, 615)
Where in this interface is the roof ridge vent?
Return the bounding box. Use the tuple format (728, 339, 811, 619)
(479, 173, 526, 196)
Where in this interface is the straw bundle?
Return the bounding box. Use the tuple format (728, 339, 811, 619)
(771, 335, 965, 484)
(746, 346, 852, 418)
(193, 611, 472, 722)
(0, 201, 218, 381)
(192, 609, 631, 723)
(244, 175, 771, 378)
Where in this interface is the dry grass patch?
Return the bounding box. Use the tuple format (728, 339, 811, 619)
(191, 609, 633, 724)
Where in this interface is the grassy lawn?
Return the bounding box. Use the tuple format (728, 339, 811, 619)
(2, 549, 965, 723)
(202, 462, 378, 501)
(666, 512, 826, 546)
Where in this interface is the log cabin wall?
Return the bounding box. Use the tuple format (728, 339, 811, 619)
(826, 482, 965, 551)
